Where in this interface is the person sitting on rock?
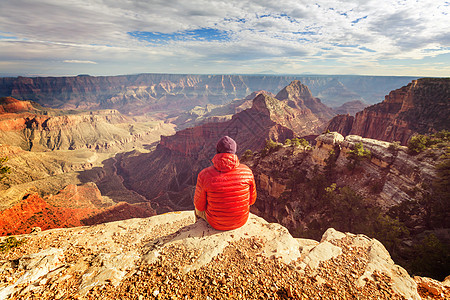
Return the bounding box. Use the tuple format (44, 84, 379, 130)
(194, 136, 257, 230)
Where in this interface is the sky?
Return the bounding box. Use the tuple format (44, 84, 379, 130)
(0, 0, 449, 77)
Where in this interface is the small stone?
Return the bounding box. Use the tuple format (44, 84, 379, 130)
(287, 286, 294, 298)
(419, 281, 442, 296)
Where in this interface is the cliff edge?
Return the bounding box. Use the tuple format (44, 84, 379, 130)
(1, 212, 447, 299)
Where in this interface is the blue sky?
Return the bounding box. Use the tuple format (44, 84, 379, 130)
(0, 0, 449, 76)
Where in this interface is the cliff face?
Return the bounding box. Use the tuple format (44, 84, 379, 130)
(327, 78, 450, 144)
(0, 74, 417, 114)
(248, 132, 441, 230)
(0, 211, 441, 299)
(0, 144, 99, 209)
(326, 114, 354, 135)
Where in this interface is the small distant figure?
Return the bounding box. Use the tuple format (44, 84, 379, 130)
(194, 136, 256, 230)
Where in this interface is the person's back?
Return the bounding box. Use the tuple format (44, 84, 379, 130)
(194, 136, 256, 230)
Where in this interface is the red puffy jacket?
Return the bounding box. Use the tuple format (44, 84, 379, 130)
(194, 153, 256, 230)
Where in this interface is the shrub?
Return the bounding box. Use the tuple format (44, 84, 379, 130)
(372, 214, 409, 257)
(346, 142, 371, 170)
(408, 131, 449, 154)
(388, 141, 401, 152)
(0, 236, 25, 253)
(261, 139, 282, 157)
(0, 156, 11, 181)
(241, 149, 254, 161)
(432, 130, 450, 142)
(408, 135, 429, 154)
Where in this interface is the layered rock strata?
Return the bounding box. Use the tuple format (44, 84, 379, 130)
(326, 78, 450, 144)
(0, 74, 417, 113)
(0, 98, 175, 152)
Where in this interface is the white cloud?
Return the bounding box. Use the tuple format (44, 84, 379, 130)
(63, 60, 97, 64)
(0, 0, 448, 76)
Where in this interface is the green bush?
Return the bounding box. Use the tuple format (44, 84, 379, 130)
(372, 214, 409, 257)
(346, 142, 371, 170)
(408, 135, 429, 154)
(388, 141, 401, 152)
(432, 130, 450, 142)
(284, 137, 310, 149)
(407, 130, 450, 154)
(291, 138, 310, 148)
(0, 236, 25, 253)
(261, 139, 282, 157)
(0, 156, 11, 181)
(241, 149, 254, 161)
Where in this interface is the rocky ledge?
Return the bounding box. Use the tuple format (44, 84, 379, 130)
(0, 212, 448, 299)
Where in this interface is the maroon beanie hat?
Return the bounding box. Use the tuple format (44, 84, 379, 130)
(216, 136, 237, 154)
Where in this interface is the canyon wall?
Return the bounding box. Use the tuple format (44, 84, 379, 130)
(249, 132, 441, 232)
(327, 78, 450, 144)
(0, 74, 417, 113)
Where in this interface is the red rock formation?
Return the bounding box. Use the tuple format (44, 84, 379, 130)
(326, 78, 450, 145)
(326, 114, 355, 136)
(0, 97, 34, 114)
(0, 97, 36, 131)
(275, 80, 335, 122)
(159, 80, 333, 157)
(0, 183, 156, 236)
(0, 192, 99, 236)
